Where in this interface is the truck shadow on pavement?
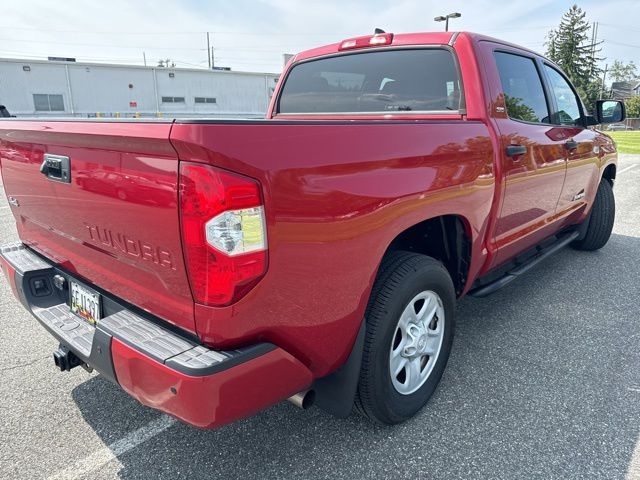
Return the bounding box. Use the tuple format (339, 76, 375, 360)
(72, 232, 640, 480)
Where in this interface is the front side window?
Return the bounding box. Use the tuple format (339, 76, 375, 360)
(278, 48, 462, 114)
(543, 65, 582, 126)
(494, 52, 549, 124)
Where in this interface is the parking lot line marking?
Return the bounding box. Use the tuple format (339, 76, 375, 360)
(47, 415, 176, 480)
(628, 386, 640, 393)
(619, 164, 638, 175)
(627, 433, 640, 480)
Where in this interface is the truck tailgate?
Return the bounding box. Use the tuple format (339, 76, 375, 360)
(0, 121, 194, 333)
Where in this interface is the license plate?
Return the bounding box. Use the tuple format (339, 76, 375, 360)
(70, 282, 101, 326)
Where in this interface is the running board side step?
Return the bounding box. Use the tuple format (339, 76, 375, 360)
(469, 231, 579, 298)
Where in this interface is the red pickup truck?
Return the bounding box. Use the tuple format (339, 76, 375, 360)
(0, 31, 625, 428)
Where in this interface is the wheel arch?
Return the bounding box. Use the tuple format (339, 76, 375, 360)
(312, 213, 473, 417)
(381, 214, 473, 298)
(603, 163, 616, 185)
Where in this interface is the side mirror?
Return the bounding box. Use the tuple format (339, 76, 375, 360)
(0, 105, 11, 118)
(596, 100, 625, 124)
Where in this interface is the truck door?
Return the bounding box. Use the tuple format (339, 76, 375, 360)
(483, 45, 568, 268)
(541, 63, 601, 216)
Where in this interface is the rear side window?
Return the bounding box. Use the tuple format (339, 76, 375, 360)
(278, 49, 462, 114)
(494, 52, 550, 124)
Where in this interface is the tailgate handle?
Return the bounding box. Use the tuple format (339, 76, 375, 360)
(40, 154, 71, 184)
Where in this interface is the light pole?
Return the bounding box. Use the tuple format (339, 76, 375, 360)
(434, 12, 461, 32)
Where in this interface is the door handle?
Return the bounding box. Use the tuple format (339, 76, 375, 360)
(565, 140, 578, 151)
(506, 145, 527, 157)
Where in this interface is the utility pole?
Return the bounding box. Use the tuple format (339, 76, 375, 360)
(211, 47, 215, 68)
(589, 22, 595, 76)
(143, 51, 147, 67)
(206, 32, 211, 69)
(591, 23, 596, 47)
(600, 63, 608, 100)
(592, 22, 599, 70)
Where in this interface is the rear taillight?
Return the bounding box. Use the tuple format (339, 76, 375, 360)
(179, 162, 267, 307)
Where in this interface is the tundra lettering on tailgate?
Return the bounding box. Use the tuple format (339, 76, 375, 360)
(84, 223, 176, 270)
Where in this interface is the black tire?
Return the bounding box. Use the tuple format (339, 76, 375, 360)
(572, 180, 615, 251)
(355, 251, 456, 425)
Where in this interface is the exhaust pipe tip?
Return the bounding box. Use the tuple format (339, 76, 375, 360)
(287, 389, 315, 410)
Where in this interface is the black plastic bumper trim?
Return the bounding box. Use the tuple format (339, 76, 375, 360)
(165, 343, 276, 376)
(1, 243, 275, 378)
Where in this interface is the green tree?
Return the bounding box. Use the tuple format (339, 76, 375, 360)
(609, 60, 638, 82)
(545, 5, 602, 112)
(626, 96, 640, 118)
(504, 95, 538, 123)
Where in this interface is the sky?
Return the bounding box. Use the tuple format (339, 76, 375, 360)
(0, 0, 638, 75)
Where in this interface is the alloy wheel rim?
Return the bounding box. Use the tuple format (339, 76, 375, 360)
(389, 290, 445, 395)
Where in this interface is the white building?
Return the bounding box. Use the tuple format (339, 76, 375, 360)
(0, 57, 280, 118)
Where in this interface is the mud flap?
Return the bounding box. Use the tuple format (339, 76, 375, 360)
(312, 321, 366, 418)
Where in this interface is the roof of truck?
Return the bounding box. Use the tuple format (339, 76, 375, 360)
(292, 31, 544, 64)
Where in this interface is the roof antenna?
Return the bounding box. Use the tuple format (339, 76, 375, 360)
(374, 28, 386, 34)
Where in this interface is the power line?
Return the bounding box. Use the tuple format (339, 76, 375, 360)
(598, 22, 640, 33)
(466, 25, 555, 33)
(603, 39, 640, 49)
(0, 25, 204, 35)
(0, 37, 207, 51)
(0, 25, 334, 36)
(0, 36, 304, 53)
(1, 20, 640, 37)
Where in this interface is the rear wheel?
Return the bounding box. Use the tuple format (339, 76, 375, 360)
(355, 252, 455, 425)
(572, 179, 615, 251)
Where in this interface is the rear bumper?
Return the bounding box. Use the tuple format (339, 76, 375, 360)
(0, 243, 312, 429)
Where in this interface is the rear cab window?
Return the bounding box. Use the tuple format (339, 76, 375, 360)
(277, 48, 463, 115)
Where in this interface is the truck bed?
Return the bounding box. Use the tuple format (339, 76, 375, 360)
(0, 118, 495, 368)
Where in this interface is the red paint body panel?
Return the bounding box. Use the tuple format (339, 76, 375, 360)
(170, 122, 495, 374)
(111, 338, 313, 429)
(472, 38, 612, 270)
(0, 31, 619, 428)
(0, 121, 195, 333)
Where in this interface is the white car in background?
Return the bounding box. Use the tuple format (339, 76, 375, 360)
(607, 123, 633, 131)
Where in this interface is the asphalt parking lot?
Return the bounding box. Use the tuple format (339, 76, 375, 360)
(0, 155, 639, 480)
